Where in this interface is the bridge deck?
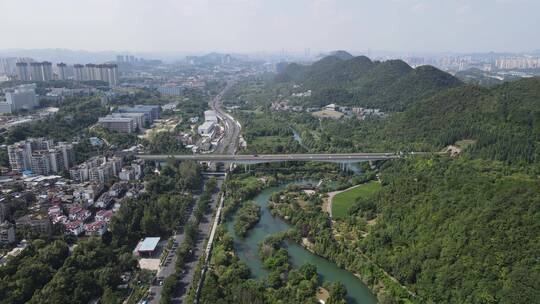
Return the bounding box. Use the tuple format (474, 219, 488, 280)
(136, 153, 413, 163)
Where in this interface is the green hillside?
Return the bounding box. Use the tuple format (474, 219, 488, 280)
(386, 77, 540, 164)
(363, 157, 540, 303)
(217, 57, 540, 304)
(329, 50, 355, 60)
(276, 55, 462, 111)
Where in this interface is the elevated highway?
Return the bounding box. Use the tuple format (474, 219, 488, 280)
(136, 152, 432, 164)
(210, 79, 240, 155)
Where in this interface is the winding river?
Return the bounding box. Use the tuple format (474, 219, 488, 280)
(226, 181, 378, 304)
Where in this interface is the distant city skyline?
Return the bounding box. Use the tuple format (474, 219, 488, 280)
(0, 0, 539, 54)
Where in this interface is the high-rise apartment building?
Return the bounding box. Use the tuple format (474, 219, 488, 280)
(48, 149, 65, 173)
(16, 62, 29, 81)
(495, 57, 540, 70)
(30, 151, 52, 176)
(69, 156, 123, 183)
(0, 57, 17, 76)
(7, 138, 74, 174)
(41, 61, 53, 81)
(57, 63, 68, 80)
(73, 63, 118, 86)
(57, 142, 75, 169)
(27, 62, 53, 81)
(7, 145, 31, 171)
(74, 64, 85, 81)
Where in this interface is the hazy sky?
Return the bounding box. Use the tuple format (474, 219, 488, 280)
(1, 0, 539, 53)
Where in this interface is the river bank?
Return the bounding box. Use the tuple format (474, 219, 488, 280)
(268, 180, 418, 304)
(227, 181, 378, 304)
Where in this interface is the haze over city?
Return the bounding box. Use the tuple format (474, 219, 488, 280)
(1, 0, 539, 53)
(1, 1, 540, 304)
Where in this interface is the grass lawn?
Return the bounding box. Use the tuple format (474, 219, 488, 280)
(332, 181, 381, 220)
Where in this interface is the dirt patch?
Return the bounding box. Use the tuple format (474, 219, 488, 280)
(316, 287, 330, 304)
(322, 196, 332, 217)
(302, 237, 315, 251)
(138, 258, 160, 271)
(312, 109, 344, 119)
(303, 189, 316, 195)
(444, 145, 462, 157)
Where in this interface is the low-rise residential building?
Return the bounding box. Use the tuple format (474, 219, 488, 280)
(65, 220, 84, 236)
(84, 221, 107, 236)
(72, 182, 104, 207)
(68, 205, 91, 222)
(95, 210, 113, 223)
(15, 214, 52, 236)
(95, 193, 114, 209)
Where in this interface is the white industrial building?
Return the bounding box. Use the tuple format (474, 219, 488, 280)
(198, 121, 215, 137)
(204, 110, 218, 123)
(0, 84, 38, 114)
(158, 85, 184, 96)
(98, 116, 136, 133)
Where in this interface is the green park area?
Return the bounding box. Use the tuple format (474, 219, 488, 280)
(332, 181, 381, 220)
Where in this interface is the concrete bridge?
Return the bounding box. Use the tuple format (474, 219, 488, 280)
(136, 152, 424, 164)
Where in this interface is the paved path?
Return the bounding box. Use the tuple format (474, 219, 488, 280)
(149, 193, 200, 304)
(171, 178, 224, 304)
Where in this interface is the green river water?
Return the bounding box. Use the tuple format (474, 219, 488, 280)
(226, 181, 378, 304)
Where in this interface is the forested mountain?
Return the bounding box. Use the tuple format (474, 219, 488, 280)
(217, 57, 540, 304)
(364, 157, 540, 303)
(276, 55, 462, 111)
(328, 50, 355, 60)
(382, 77, 540, 164)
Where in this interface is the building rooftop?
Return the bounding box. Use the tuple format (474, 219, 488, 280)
(137, 237, 160, 252)
(199, 121, 215, 129)
(98, 116, 134, 123)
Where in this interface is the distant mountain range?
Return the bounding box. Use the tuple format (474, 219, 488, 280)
(276, 54, 462, 111)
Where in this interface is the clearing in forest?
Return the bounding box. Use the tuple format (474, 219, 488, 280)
(331, 181, 380, 220)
